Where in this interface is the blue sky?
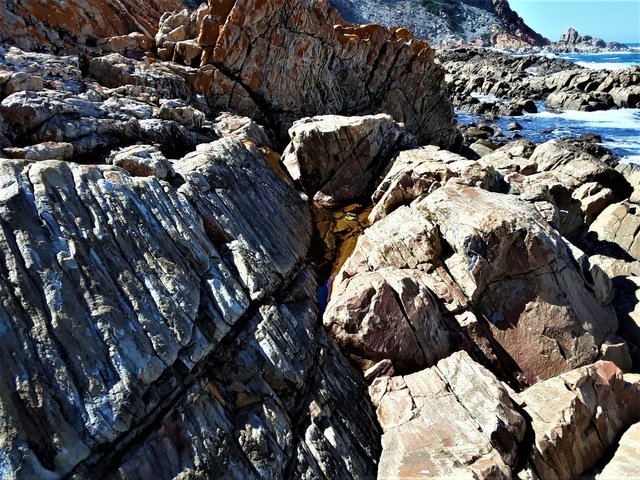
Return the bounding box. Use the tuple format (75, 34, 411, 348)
(508, 0, 640, 44)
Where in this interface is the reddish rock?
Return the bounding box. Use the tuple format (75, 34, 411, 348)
(0, 0, 181, 54)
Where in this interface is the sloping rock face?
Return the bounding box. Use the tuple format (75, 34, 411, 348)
(0, 0, 181, 54)
(155, 0, 460, 147)
(370, 351, 526, 479)
(0, 139, 380, 478)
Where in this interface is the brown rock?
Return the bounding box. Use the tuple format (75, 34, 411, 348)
(422, 183, 618, 385)
(201, 0, 459, 146)
(371, 351, 526, 479)
(516, 361, 640, 480)
(590, 201, 640, 260)
(0, 0, 181, 54)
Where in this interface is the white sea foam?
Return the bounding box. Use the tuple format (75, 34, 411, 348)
(575, 61, 637, 70)
(532, 108, 640, 130)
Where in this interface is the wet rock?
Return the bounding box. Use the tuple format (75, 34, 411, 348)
(516, 361, 640, 479)
(370, 351, 526, 479)
(281, 114, 412, 208)
(508, 121, 523, 131)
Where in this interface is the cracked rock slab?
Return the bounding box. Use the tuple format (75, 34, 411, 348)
(369, 351, 526, 479)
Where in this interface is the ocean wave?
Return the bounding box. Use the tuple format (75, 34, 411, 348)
(532, 108, 640, 130)
(574, 61, 638, 70)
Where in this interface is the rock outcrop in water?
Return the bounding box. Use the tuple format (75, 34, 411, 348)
(439, 48, 640, 115)
(551, 27, 630, 53)
(1, 0, 640, 478)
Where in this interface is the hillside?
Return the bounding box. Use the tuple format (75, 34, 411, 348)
(329, 0, 548, 47)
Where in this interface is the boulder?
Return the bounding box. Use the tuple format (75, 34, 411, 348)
(107, 144, 174, 179)
(516, 361, 640, 479)
(589, 201, 640, 260)
(422, 183, 618, 385)
(281, 114, 412, 207)
(370, 351, 526, 479)
(3, 141, 74, 161)
(369, 145, 500, 223)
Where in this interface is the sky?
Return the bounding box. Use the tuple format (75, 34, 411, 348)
(508, 0, 640, 44)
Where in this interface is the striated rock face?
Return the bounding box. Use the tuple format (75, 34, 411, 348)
(370, 351, 526, 479)
(0, 0, 181, 54)
(157, 0, 460, 147)
(0, 138, 380, 478)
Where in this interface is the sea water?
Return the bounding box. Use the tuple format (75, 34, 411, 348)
(458, 45, 640, 163)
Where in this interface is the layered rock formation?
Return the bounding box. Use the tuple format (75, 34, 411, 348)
(0, 0, 181, 54)
(1, 0, 640, 478)
(153, 0, 460, 146)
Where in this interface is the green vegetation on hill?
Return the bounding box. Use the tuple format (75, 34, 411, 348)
(420, 0, 465, 33)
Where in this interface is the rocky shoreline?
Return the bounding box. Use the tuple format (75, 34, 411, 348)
(1, 0, 640, 479)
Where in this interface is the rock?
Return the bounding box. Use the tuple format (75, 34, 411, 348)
(508, 121, 522, 131)
(556, 27, 629, 53)
(470, 140, 495, 157)
(0, 135, 381, 478)
(371, 351, 526, 479)
(88, 54, 189, 99)
(281, 114, 412, 208)
(573, 181, 615, 225)
(616, 162, 640, 204)
(323, 268, 458, 371)
(98, 32, 153, 54)
(598, 422, 640, 478)
(0, 0, 181, 54)
(479, 139, 538, 175)
(422, 183, 618, 385)
(3, 141, 74, 161)
(4, 71, 44, 95)
(589, 202, 640, 260)
(108, 144, 174, 179)
(516, 361, 640, 479)
(211, 112, 273, 147)
(155, 99, 205, 129)
(172, 40, 203, 66)
(194, 0, 460, 146)
(368, 147, 456, 223)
